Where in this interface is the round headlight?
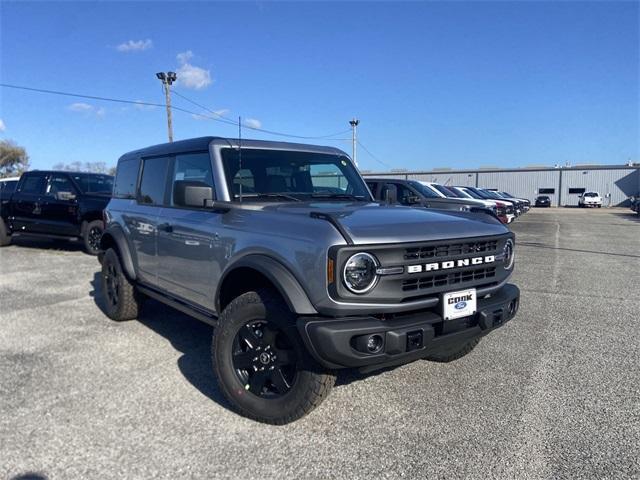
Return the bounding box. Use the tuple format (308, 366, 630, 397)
(503, 239, 515, 270)
(343, 252, 379, 294)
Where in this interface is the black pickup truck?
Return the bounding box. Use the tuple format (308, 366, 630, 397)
(0, 170, 113, 254)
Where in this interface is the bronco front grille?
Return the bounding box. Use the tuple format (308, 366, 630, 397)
(404, 240, 498, 261)
(401, 267, 497, 292)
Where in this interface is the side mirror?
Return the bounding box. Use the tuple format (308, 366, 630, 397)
(183, 185, 213, 208)
(174, 180, 214, 208)
(383, 184, 398, 204)
(407, 195, 422, 205)
(57, 191, 76, 201)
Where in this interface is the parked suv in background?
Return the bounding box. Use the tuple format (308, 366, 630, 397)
(365, 178, 496, 218)
(489, 191, 531, 213)
(451, 186, 516, 223)
(578, 191, 602, 208)
(535, 195, 551, 207)
(100, 137, 520, 424)
(0, 177, 20, 193)
(420, 182, 518, 225)
(0, 170, 113, 253)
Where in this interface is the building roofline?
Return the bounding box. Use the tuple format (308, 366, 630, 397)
(361, 164, 640, 176)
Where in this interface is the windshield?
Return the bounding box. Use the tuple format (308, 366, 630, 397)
(473, 188, 500, 200)
(433, 184, 460, 198)
(584, 192, 599, 197)
(221, 148, 371, 202)
(71, 174, 114, 195)
(409, 181, 440, 198)
(457, 187, 483, 199)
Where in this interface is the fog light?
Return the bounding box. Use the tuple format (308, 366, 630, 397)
(366, 334, 384, 353)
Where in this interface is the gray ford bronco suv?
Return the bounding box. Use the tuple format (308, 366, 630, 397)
(99, 137, 519, 424)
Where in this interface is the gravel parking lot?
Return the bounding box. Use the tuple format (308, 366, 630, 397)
(1, 208, 638, 479)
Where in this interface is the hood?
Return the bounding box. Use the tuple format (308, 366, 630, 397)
(262, 201, 508, 245)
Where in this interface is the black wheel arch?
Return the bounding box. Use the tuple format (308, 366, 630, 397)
(216, 255, 318, 316)
(99, 226, 137, 280)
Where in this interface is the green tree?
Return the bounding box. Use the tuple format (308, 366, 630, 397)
(0, 140, 30, 178)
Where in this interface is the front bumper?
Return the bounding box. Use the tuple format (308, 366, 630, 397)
(298, 284, 520, 372)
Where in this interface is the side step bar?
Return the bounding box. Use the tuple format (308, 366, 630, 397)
(137, 285, 218, 327)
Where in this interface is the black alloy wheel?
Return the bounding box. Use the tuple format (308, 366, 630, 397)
(232, 320, 298, 398)
(103, 257, 121, 308)
(88, 226, 102, 252)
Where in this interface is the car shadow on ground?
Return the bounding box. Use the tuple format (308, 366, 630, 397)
(90, 272, 233, 412)
(610, 211, 640, 223)
(9, 473, 48, 480)
(8, 236, 85, 253)
(89, 272, 380, 414)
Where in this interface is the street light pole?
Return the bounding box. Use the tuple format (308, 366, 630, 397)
(349, 118, 359, 167)
(156, 71, 177, 142)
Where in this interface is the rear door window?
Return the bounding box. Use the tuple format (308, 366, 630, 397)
(114, 158, 141, 199)
(139, 156, 171, 205)
(19, 174, 47, 195)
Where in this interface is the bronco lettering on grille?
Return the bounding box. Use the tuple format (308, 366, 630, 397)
(407, 255, 495, 274)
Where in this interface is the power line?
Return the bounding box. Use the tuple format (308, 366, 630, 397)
(357, 140, 392, 169)
(0, 83, 352, 141)
(0, 82, 226, 123)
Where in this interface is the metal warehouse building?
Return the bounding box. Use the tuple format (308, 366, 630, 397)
(361, 165, 640, 207)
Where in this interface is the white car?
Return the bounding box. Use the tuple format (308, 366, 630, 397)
(0, 176, 20, 193)
(578, 191, 602, 208)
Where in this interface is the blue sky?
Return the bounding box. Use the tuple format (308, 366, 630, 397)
(1, 1, 638, 171)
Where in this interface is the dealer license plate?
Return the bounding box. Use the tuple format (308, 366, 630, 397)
(443, 288, 477, 321)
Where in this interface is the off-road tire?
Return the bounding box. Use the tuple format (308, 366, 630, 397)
(100, 248, 141, 321)
(424, 337, 481, 363)
(0, 218, 11, 247)
(83, 220, 104, 255)
(212, 289, 335, 424)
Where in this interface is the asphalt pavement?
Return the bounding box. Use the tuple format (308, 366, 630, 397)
(1, 208, 638, 479)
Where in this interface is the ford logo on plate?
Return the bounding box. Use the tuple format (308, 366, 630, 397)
(454, 301, 467, 310)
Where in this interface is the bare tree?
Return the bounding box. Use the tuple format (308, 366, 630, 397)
(0, 140, 30, 178)
(51, 161, 113, 174)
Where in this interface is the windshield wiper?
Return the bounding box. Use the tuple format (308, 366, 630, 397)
(310, 193, 367, 201)
(235, 193, 302, 202)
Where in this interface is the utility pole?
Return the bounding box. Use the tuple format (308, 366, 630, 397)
(156, 71, 177, 142)
(349, 118, 359, 167)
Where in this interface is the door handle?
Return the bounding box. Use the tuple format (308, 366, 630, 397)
(158, 223, 173, 233)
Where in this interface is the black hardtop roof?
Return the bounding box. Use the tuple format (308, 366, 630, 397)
(119, 136, 347, 161)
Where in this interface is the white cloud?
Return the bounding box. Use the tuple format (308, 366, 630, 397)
(116, 39, 153, 52)
(244, 118, 262, 129)
(68, 102, 105, 118)
(176, 50, 194, 64)
(175, 51, 212, 90)
(134, 100, 157, 111)
(191, 109, 229, 121)
(0, 119, 5, 132)
(68, 102, 93, 112)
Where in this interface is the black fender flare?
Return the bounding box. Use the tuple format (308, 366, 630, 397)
(99, 226, 137, 280)
(216, 255, 318, 315)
